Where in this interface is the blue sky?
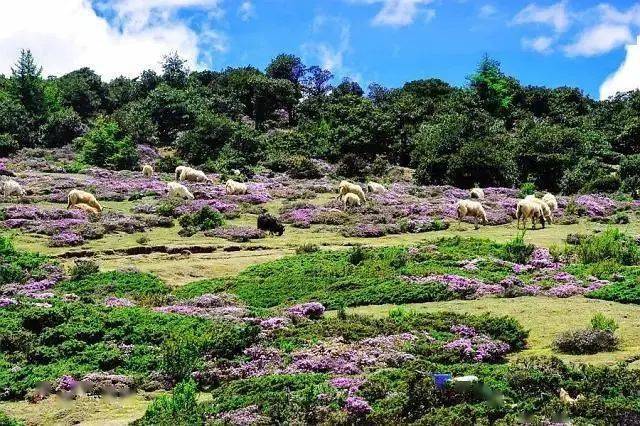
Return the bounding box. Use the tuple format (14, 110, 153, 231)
(2, 1, 640, 99)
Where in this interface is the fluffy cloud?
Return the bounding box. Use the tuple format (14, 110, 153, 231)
(0, 0, 225, 80)
(564, 24, 633, 57)
(478, 5, 497, 19)
(512, 1, 570, 33)
(349, 0, 434, 27)
(600, 36, 640, 100)
(303, 16, 351, 73)
(238, 1, 255, 21)
(522, 36, 555, 54)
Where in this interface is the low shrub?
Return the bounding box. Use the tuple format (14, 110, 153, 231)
(518, 182, 536, 198)
(296, 243, 319, 254)
(57, 271, 170, 302)
(553, 329, 619, 355)
(133, 379, 201, 425)
(287, 156, 323, 179)
(69, 259, 99, 281)
(178, 206, 224, 237)
(574, 228, 640, 265)
(500, 232, 534, 264)
(591, 313, 618, 333)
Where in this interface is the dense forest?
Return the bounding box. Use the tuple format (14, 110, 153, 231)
(1, 49, 640, 194)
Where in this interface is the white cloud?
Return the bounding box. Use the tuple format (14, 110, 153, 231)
(0, 0, 225, 80)
(478, 4, 497, 19)
(238, 1, 255, 21)
(522, 36, 555, 54)
(304, 16, 351, 73)
(600, 36, 640, 100)
(564, 24, 633, 57)
(348, 0, 434, 27)
(512, 1, 570, 33)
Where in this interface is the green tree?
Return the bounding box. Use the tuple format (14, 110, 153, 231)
(10, 49, 45, 119)
(161, 52, 189, 88)
(79, 117, 138, 169)
(57, 67, 107, 118)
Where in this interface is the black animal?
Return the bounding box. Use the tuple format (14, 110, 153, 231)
(257, 213, 285, 236)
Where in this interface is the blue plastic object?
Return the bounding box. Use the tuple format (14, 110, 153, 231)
(433, 373, 452, 389)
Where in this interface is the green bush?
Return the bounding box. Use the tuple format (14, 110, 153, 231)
(287, 155, 323, 179)
(591, 313, 618, 333)
(57, 271, 170, 302)
(134, 379, 200, 426)
(68, 259, 99, 281)
(517, 182, 536, 198)
(553, 328, 619, 355)
(78, 117, 139, 170)
(178, 206, 224, 236)
(574, 228, 640, 265)
(500, 232, 534, 264)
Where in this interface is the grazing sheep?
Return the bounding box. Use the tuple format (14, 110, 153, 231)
(367, 181, 386, 193)
(72, 203, 100, 215)
(175, 166, 187, 181)
(257, 213, 285, 236)
(456, 199, 487, 230)
(341, 192, 362, 209)
(524, 195, 553, 224)
(225, 179, 248, 195)
(179, 167, 211, 183)
(67, 189, 102, 212)
(167, 182, 194, 200)
(2, 179, 25, 198)
(338, 180, 366, 202)
(516, 200, 545, 230)
(470, 187, 485, 200)
(142, 164, 153, 177)
(542, 193, 558, 211)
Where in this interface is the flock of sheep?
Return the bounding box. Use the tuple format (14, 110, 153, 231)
(336, 179, 559, 231)
(1, 163, 560, 234)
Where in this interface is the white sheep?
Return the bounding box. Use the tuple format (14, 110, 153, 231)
(175, 166, 187, 181)
(67, 189, 102, 212)
(470, 187, 485, 200)
(524, 195, 553, 224)
(341, 192, 362, 209)
(367, 181, 386, 193)
(2, 179, 26, 198)
(167, 182, 195, 200)
(225, 179, 248, 195)
(338, 180, 366, 202)
(142, 164, 153, 177)
(516, 200, 545, 230)
(456, 199, 487, 229)
(179, 167, 211, 183)
(72, 203, 100, 215)
(542, 193, 558, 211)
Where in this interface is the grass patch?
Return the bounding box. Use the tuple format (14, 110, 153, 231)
(56, 271, 171, 302)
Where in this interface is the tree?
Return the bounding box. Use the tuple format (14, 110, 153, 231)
(265, 54, 305, 84)
(469, 55, 520, 121)
(10, 49, 45, 118)
(57, 68, 106, 118)
(334, 78, 364, 97)
(301, 66, 333, 96)
(161, 52, 189, 88)
(41, 107, 86, 147)
(79, 117, 138, 170)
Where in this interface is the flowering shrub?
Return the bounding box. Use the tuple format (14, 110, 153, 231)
(49, 232, 84, 247)
(286, 302, 326, 319)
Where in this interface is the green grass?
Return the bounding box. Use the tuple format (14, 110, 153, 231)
(346, 296, 640, 365)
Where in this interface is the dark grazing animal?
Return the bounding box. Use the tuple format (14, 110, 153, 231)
(257, 213, 285, 236)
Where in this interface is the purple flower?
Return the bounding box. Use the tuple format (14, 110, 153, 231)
(55, 375, 78, 392)
(344, 396, 372, 415)
(329, 377, 365, 395)
(545, 284, 585, 298)
(451, 324, 477, 337)
(105, 297, 136, 307)
(0, 298, 17, 307)
(259, 317, 291, 330)
(286, 302, 325, 319)
(49, 232, 84, 247)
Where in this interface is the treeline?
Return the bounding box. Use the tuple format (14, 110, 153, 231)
(1, 49, 640, 193)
